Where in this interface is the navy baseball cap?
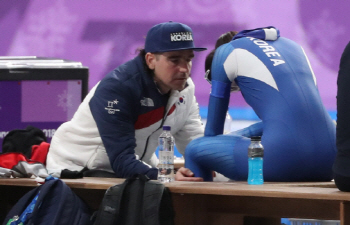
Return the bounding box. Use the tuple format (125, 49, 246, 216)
(145, 21, 207, 53)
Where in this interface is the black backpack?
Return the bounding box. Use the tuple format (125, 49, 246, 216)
(92, 174, 174, 225)
(3, 178, 92, 225)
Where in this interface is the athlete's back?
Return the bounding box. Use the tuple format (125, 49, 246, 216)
(186, 27, 336, 181)
(228, 36, 336, 180)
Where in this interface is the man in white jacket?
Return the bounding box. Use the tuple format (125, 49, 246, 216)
(46, 21, 206, 181)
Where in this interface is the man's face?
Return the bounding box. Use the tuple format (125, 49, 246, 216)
(146, 50, 194, 93)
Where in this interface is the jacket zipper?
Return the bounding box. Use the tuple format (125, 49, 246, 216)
(140, 104, 169, 160)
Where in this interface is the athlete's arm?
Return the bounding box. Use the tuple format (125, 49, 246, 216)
(205, 44, 236, 136)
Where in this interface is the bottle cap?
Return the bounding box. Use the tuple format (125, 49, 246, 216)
(163, 126, 171, 131)
(251, 136, 261, 141)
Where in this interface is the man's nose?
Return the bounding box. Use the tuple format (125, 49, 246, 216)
(178, 61, 190, 73)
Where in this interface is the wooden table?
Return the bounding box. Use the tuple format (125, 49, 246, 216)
(0, 178, 349, 225)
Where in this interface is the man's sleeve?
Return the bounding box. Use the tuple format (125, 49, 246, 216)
(89, 75, 158, 179)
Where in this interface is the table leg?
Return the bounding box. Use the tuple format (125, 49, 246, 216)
(341, 201, 350, 225)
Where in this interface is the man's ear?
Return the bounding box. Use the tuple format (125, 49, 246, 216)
(145, 52, 156, 70)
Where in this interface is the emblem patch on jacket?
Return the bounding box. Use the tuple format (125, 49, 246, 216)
(140, 97, 154, 107)
(177, 96, 186, 105)
(105, 99, 120, 114)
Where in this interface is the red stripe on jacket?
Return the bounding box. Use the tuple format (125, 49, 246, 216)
(134, 104, 176, 129)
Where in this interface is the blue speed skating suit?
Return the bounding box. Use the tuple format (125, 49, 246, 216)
(185, 27, 336, 181)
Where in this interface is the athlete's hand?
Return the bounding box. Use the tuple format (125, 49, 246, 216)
(175, 167, 204, 181)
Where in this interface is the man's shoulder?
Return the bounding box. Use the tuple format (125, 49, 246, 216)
(103, 57, 146, 84)
(109, 56, 144, 82)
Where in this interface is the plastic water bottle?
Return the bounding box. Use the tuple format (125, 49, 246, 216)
(247, 136, 264, 185)
(157, 126, 175, 183)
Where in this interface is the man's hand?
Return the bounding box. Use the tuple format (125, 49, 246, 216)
(175, 167, 203, 181)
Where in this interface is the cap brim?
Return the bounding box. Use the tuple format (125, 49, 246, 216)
(192, 47, 207, 52)
(152, 47, 207, 53)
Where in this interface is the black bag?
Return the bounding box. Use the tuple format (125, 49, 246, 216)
(93, 174, 174, 225)
(3, 178, 92, 225)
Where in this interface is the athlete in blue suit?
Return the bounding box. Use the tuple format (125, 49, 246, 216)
(185, 27, 336, 181)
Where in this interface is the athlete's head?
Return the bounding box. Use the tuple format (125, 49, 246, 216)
(205, 31, 238, 84)
(143, 21, 206, 94)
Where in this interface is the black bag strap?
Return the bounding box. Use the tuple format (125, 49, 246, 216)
(143, 181, 174, 225)
(120, 175, 147, 225)
(142, 181, 164, 225)
(92, 179, 129, 225)
(93, 174, 174, 225)
(93, 174, 146, 225)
